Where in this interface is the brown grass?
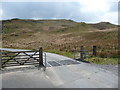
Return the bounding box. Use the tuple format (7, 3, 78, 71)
(2, 19, 118, 58)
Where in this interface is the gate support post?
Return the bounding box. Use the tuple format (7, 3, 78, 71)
(80, 46, 84, 60)
(39, 47, 43, 66)
(93, 46, 97, 56)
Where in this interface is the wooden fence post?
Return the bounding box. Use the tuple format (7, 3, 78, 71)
(80, 46, 84, 60)
(93, 46, 97, 56)
(39, 47, 43, 66)
(73, 47, 76, 59)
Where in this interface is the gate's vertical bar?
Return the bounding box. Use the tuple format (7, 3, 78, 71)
(93, 46, 97, 56)
(80, 46, 84, 60)
(39, 47, 43, 66)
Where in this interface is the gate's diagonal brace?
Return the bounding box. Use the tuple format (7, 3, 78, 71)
(23, 52, 38, 60)
(2, 52, 21, 66)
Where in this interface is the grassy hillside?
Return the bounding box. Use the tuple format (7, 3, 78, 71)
(89, 22, 117, 30)
(2, 19, 118, 61)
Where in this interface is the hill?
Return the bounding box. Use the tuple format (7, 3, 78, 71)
(88, 22, 117, 30)
(2, 19, 118, 58)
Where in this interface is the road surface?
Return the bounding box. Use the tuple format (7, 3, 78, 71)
(0, 48, 118, 88)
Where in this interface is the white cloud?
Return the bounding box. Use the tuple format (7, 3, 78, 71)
(2, 0, 119, 2)
(77, 0, 118, 24)
(1, 0, 87, 2)
(0, 9, 3, 20)
(101, 11, 118, 25)
(1, 0, 118, 24)
(79, 0, 109, 13)
(32, 17, 40, 20)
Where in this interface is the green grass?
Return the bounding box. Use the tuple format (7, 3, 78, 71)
(44, 49, 119, 65)
(85, 57, 119, 64)
(44, 49, 74, 58)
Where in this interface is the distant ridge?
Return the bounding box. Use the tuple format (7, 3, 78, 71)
(88, 22, 117, 30)
(2, 18, 117, 30)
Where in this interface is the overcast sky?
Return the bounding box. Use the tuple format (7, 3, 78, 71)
(0, 0, 119, 24)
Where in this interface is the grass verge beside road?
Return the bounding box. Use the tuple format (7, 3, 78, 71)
(85, 57, 119, 64)
(44, 49, 119, 65)
(44, 49, 74, 58)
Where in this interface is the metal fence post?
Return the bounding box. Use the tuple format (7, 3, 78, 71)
(43, 53, 47, 71)
(45, 53, 47, 68)
(80, 46, 84, 60)
(39, 47, 43, 66)
(45, 53, 46, 68)
(93, 46, 97, 56)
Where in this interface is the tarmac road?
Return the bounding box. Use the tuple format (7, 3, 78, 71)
(0, 48, 119, 88)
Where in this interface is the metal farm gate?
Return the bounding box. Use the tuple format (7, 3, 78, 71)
(0, 48, 44, 68)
